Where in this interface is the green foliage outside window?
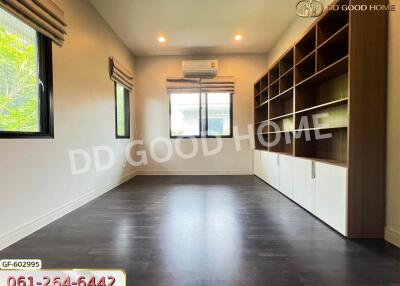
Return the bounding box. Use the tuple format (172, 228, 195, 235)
(0, 14, 39, 132)
(116, 84, 126, 137)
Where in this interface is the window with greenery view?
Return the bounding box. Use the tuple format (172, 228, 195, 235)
(170, 93, 201, 137)
(170, 92, 232, 138)
(0, 8, 53, 138)
(115, 83, 130, 138)
(207, 92, 232, 137)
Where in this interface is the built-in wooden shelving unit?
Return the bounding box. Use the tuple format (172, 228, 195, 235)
(254, 0, 352, 165)
(253, 0, 388, 238)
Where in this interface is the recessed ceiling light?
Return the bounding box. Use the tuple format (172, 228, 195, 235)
(158, 36, 166, 43)
(234, 34, 243, 41)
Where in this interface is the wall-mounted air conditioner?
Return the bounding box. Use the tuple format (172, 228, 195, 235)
(182, 60, 218, 78)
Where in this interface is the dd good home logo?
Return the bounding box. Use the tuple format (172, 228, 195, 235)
(296, 0, 324, 18)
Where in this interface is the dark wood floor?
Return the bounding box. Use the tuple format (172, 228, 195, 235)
(1, 176, 399, 285)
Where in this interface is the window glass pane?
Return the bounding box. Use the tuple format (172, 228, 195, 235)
(207, 93, 231, 136)
(170, 93, 200, 137)
(116, 84, 126, 137)
(0, 8, 40, 132)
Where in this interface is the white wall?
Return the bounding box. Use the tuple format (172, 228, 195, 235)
(264, 2, 400, 247)
(0, 0, 136, 250)
(134, 54, 267, 175)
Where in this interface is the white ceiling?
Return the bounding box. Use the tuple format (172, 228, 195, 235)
(89, 0, 297, 56)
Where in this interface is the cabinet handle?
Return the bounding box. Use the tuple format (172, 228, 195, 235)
(311, 161, 316, 179)
(277, 155, 280, 166)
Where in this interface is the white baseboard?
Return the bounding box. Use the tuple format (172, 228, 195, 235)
(385, 226, 400, 248)
(136, 170, 253, 176)
(0, 171, 137, 251)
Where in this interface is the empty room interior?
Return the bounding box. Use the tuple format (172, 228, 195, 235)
(0, 0, 400, 285)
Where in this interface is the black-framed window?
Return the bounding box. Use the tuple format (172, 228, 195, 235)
(115, 83, 130, 138)
(169, 92, 233, 138)
(0, 8, 53, 138)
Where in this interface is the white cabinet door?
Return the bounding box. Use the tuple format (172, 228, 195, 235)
(254, 150, 262, 178)
(268, 152, 280, 190)
(261, 151, 279, 189)
(315, 162, 348, 235)
(278, 154, 293, 199)
(258, 150, 268, 182)
(293, 157, 316, 214)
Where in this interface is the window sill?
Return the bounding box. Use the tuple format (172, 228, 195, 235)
(170, 136, 233, 139)
(0, 132, 54, 139)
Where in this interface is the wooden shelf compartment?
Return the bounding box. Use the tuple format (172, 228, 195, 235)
(295, 72, 348, 112)
(269, 63, 279, 85)
(317, 25, 349, 71)
(255, 99, 268, 110)
(295, 26, 316, 63)
(254, 104, 268, 123)
(296, 97, 348, 116)
(260, 74, 268, 91)
(255, 121, 269, 134)
(270, 87, 293, 102)
(316, 0, 349, 46)
(279, 49, 294, 77)
(269, 113, 294, 123)
(255, 119, 268, 125)
(318, 23, 349, 49)
(269, 81, 279, 99)
(296, 48, 316, 67)
(269, 116, 294, 134)
(294, 102, 348, 130)
(270, 91, 293, 120)
(269, 131, 294, 155)
(280, 69, 294, 93)
(294, 127, 348, 166)
(254, 81, 261, 96)
(260, 88, 268, 104)
(255, 134, 268, 151)
(295, 125, 347, 133)
(296, 55, 348, 88)
(254, 93, 261, 108)
(280, 67, 293, 79)
(269, 77, 279, 87)
(295, 51, 316, 84)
